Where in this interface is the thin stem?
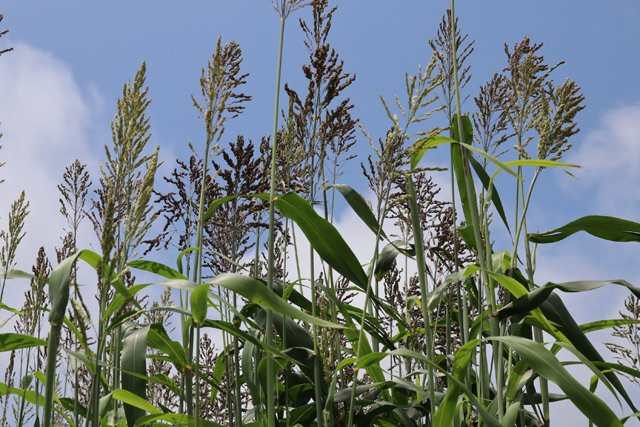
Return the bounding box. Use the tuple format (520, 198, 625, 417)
(406, 174, 436, 419)
(266, 15, 286, 427)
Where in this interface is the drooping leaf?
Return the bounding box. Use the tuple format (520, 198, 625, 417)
(375, 240, 415, 281)
(489, 336, 623, 427)
(128, 259, 187, 280)
(331, 184, 387, 240)
(0, 333, 47, 352)
(208, 273, 342, 329)
(528, 215, 640, 244)
(468, 153, 511, 235)
(539, 293, 638, 412)
(497, 279, 640, 321)
(147, 323, 190, 374)
(111, 389, 162, 423)
(272, 192, 370, 290)
(204, 192, 370, 290)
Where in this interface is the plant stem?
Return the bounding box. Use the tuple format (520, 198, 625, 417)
(406, 174, 436, 419)
(266, 15, 286, 427)
(450, 0, 502, 420)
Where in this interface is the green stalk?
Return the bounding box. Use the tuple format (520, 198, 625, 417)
(42, 323, 61, 427)
(265, 15, 286, 427)
(450, 0, 504, 420)
(406, 174, 436, 419)
(195, 325, 201, 427)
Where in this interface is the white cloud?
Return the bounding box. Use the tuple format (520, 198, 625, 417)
(566, 104, 640, 217)
(0, 42, 102, 339)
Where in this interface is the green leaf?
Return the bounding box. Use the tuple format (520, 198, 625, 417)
(208, 273, 342, 329)
(204, 192, 369, 290)
(581, 319, 640, 334)
(147, 323, 190, 374)
(497, 279, 640, 321)
(411, 135, 453, 169)
(273, 312, 313, 350)
(389, 348, 502, 427)
(468, 153, 511, 235)
(49, 251, 83, 326)
(112, 388, 161, 415)
(191, 283, 210, 327)
(451, 142, 478, 248)
(507, 270, 638, 412)
(331, 184, 387, 240)
(355, 352, 388, 369)
(128, 259, 187, 280)
(0, 302, 21, 315)
(201, 319, 295, 364)
(489, 336, 623, 427)
(0, 333, 47, 352)
(374, 240, 415, 281)
(122, 325, 150, 427)
(528, 215, 640, 244)
(433, 339, 480, 427)
(134, 413, 224, 427)
(272, 192, 369, 290)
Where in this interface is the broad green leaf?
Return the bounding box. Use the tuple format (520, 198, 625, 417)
(272, 192, 369, 290)
(375, 240, 415, 281)
(0, 269, 35, 280)
(273, 312, 313, 350)
(204, 192, 369, 290)
(506, 360, 531, 402)
(190, 283, 210, 327)
(528, 215, 640, 244)
(355, 352, 388, 369)
(0, 333, 47, 352)
(509, 269, 638, 412)
(112, 388, 161, 415)
(502, 394, 523, 427)
(490, 336, 623, 427)
(122, 325, 150, 427)
(451, 141, 479, 248)
(147, 323, 189, 374)
(331, 184, 387, 240)
(497, 279, 640, 321)
(554, 342, 621, 408)
(49, 251, 83, 326)
(411, 135, 454, 169)
(128, 259, 187, 280)
(208, 273, 341, 329)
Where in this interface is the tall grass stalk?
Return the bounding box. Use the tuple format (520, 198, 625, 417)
(450, 0, 505, 420)
(266, 14, 286, 427)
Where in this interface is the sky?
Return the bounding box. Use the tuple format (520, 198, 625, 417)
(1, 0, 640, 424)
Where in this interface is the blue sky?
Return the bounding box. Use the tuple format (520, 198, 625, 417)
(1, 0, 640, 423)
